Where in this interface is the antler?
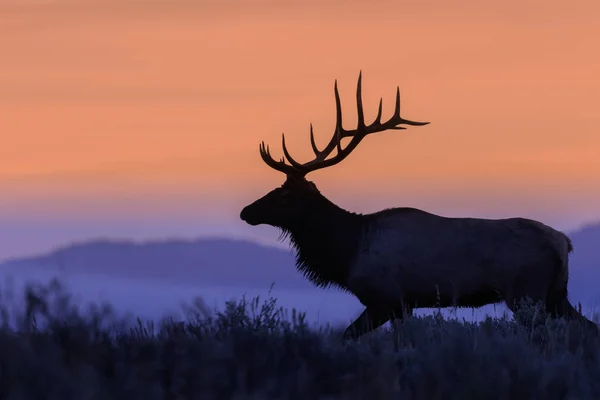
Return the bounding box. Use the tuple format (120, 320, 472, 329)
(259, 71, 429, 177)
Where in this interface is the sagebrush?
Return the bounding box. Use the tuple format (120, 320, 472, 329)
(0, 278, 599, 400)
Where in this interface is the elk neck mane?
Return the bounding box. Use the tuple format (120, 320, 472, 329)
(276, 191, 382, 291)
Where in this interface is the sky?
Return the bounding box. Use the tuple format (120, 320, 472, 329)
(1, 0, 600, 260)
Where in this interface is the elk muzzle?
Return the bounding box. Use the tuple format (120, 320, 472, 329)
(240, 205, 259, 226)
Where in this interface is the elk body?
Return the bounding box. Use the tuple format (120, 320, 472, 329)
(240, 72, 598, 340)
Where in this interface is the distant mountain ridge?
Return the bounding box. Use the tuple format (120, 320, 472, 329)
(566, 223, 600, 303)
(0, 237, 310, 290)
(1, 222, 599, 301)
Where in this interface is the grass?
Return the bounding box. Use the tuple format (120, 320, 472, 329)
(0, 279, 599, 399)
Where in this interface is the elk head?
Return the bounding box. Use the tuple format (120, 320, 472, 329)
(240, 72, 429, 230)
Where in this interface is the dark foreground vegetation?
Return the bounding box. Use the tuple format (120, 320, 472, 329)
(0, 280, 599, 400)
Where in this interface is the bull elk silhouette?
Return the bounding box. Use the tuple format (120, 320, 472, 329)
(240, 72, 598, 340)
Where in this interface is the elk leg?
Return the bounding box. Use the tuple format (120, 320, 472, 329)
(343, 307, 389, 340)
(391, 303, 413, 320)
(343, 306, 405, 341)
(546, 286, 599, 336)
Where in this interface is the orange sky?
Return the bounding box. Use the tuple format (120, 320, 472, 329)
(1, 0, 599, 254)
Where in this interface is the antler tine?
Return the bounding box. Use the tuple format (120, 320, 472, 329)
(334, 79, 344, 136)
(375, 98, 383, 124)
(259, 141, 298, 175)
(281, 133, 305, 168)
(356, 71, 365, 129)
(390, 86, 429, 128)
(394, 86, 401, 121)
(309, 124, 321, 155)
(384, 87, 407, 130)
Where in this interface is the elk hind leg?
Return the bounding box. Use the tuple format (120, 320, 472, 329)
(546, 285, 599, 336)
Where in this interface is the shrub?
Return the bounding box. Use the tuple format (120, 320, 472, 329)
(0, 279, 599, 399)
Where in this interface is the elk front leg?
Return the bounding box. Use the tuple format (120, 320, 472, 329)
(343, 307, 394, 341)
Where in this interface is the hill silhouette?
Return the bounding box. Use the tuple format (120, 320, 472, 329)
(1, 223, 599, 304)
(0, 238, 309, 290)
(566, 222, 600, 305)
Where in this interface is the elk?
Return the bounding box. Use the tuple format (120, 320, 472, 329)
(240, 72, 598, 340)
